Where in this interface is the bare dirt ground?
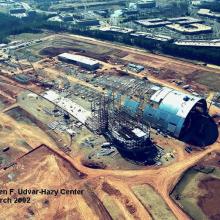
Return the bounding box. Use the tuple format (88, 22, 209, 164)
(0, 145, 106, 220)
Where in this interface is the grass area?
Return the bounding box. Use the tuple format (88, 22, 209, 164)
(132, 184, 177, 220)
(8, 31, 51, 41)
(102, 196, 126, 220)
(0, 100, 5, 111)
(7, 107, 35, 126)
(193, 72, 220, 92)
(17, 91, 70, 144)
(0, 8, 8, 14)
(212, 168, 220, 179)
(17, 91, 56, 123)
(170, 169, 208, 220)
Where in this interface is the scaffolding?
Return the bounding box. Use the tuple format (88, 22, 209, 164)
(90, 94, 109, 134)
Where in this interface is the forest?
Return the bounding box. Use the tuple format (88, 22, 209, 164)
(0, 13, 49, 43)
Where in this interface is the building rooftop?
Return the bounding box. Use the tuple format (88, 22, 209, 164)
(135, 18, 172, 27)
(167, 17, 203, 25)
(198, 8, 220, 19)
(100, 26, 134, 34)
(166, 23, 212, 34)
(136, 16, 205, 28)
(43, 90, 91, 124)
(130, 31, 172, 42)
(58, 53, 100, 66)
(174, 39, 220, 47)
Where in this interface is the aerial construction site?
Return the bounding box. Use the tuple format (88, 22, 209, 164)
(0, 0, 220, 219)
(0, 31, 219, 220)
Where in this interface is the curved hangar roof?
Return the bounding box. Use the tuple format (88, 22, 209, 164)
(142, 87, 207, 138)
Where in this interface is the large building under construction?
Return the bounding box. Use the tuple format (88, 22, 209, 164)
(90, 83, 218, 162)
(90, 94, 158, 164)
(119, 87, 218, 147)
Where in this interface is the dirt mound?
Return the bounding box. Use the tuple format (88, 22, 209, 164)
(102, 182, 121, 196)
(125, 200, 137, 214)
(39, 47, 82, 57)
(82, 159, 107, 169)
(102, 182, 138, 217)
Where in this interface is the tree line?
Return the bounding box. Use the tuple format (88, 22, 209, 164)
(0, 12, 49, 43)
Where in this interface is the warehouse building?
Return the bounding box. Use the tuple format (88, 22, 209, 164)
(137, 0, 156, 9)
(58, 53, 100, 70)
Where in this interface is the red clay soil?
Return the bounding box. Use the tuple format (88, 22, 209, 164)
(198, 177, 220, 220)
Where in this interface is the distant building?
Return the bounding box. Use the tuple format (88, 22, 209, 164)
(198, 9, 220, 19)
(93, 10, 109, 18)
(60, 13, 73, 22)
(135, 18, 172, 28)
(76, 19, 100, 27)
(166, 23, 212, 34)
(137, 0, 156, 9)
(174, 39, 220, 48)
(43, 90, 91, 124)
(58, 53, 100, 70)
(99, 26, 134, 34)
(135, 17, 202, 28)
(167, 17, 203, 25)
(48, 16, 63, 23)
(131, 31, 173, 42)
(10, 8, 26, 14)
(124, 9, 139, 16)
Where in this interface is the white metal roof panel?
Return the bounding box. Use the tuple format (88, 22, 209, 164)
(58, 53, 99, 66)
(132, 128, 147, 138)
(150, 87, 172, 103)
